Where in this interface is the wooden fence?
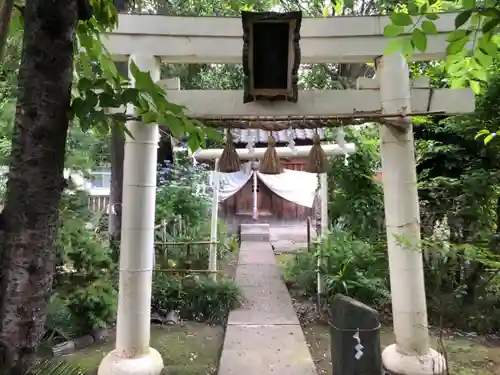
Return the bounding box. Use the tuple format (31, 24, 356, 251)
(88, 194, 110, 212)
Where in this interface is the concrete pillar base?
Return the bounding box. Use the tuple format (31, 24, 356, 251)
(98, 347, 164, 375)
(382, 344, 446, 375)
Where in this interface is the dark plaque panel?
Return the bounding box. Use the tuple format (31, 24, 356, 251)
(241, 11, 302, 103)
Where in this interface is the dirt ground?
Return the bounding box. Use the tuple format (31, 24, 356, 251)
(303, 322, 500, 375)
(65, 323, 224, 375)
(275, 252, 500, 375)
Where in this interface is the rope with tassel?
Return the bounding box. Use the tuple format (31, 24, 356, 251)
(260, 133, 283, 174)
(218, 129, 242, 173)
(306, 132, 328, 173)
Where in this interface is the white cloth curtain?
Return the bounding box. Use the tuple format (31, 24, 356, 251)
(210, 162, 323, 207)
(257, 170, 322, 208)
(212, 162, 253, 202)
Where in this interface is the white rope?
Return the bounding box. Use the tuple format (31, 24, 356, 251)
(287, 127, 297, 155)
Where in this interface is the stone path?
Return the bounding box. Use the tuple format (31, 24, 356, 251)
(217, 224, 318, 375)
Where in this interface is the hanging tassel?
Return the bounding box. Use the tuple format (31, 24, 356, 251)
(260, 133, 283, 174)
(218, 129, 241, 173)
(306, 133, 328, 173)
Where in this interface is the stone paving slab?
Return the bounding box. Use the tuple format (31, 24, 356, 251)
(238, 247, 277, 265)
(240, 241, 273, 252)
(218, 325, 317, 375)
(228, 285, 299, 325)
(272, 240, 310, 253)
(235, 264, 283, 287)
(240, 223, 271, 242)
(218, 232, 318, 375)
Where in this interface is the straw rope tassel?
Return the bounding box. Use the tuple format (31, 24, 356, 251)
(218, 129, 241, 173)
(260, 133, 283, 174)
(307, 133, 327, 173)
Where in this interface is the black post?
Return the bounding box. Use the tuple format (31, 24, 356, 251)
(330, 294, 383, 375)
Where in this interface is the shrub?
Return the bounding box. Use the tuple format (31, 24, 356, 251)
(49, 190, 117, 337)
(152, 273, 242, 324)
(421, 239, 500, 332)
(284, 229, 390, 309)
(155, 157, 211, 232)
(155, 155, 238, 270)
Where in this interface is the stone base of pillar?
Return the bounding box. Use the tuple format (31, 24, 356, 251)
(382, 344, 446, 375)
(98, 347, 164, 375)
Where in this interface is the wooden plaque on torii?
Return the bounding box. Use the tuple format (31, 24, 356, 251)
(241, 11, 302, 103)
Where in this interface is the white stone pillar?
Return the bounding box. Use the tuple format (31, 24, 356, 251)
(252, 164, 258, 220)
(98, 54, 164, 375)
(377, 53, 445, 375)
(317, 173, 328, 296)
(209, 159, 220, 280)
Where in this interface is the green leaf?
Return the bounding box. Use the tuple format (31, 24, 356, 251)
(84, 91, 99, 110)
(478, 36, 498, 56)
(142, 111, 157, 124)
(474, 49, 493, 68)
(412, 29, 427, 51)
(407, 2, 419, 15)
(99, 92, 119, 108)
(163, 114, 185, 139)
(384, 24, 405, 37)
(72, 97, 87, 117)
(391, 13, 414, 27)
(204, 127, 223, 142)
(469, 80, 481, 94)
(446, 37, 469, 56)
(402, 37, 414, 58)
(77, 77, 94, 92)
(322, 5, 329, 17)
(334, 2, 342, 14)
(446, 29, 469, 42)
(479, 8, 500, 18)
(455, 10, 473, 29)
(425, 13, 439, 20)
(421, 20, 438, 34)
(475, 129, 490, 140)
(344, 0, 354, 9)
(163, 101, 187, 115)
(462, 0, 476, 9)
(384, 38, 404, 55)
(187, 133, 201, 152)
(121, 88, 140, 106)
(482, 18, 500, 34)
(484, 133, 496, 144)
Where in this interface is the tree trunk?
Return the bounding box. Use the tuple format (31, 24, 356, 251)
(108, 61, 128, 259)
(0, 1, 78, 373)
(0, 0, 15, 62)
(157, 128, 174, 166)
(109, 124, 124, 260)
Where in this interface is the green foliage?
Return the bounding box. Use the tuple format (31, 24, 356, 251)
(155, 152, 237, 269)
(156, 159, 211, 231)
(26, 360, 84, 375)
(327, 126, 385, 240)
(152, 274, 241, 324)
(51, 191, 117, 337)
(383, 1, 500, 94)
(284, 229, 390, 308)
(420, 238, 500, 332)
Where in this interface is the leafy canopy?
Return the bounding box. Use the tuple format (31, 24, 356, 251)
(71, 0, 220, 152)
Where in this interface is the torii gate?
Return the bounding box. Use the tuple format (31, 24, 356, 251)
(99, 13, 475, 375)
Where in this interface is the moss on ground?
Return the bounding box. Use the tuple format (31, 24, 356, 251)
(65, 323, 224, 375)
